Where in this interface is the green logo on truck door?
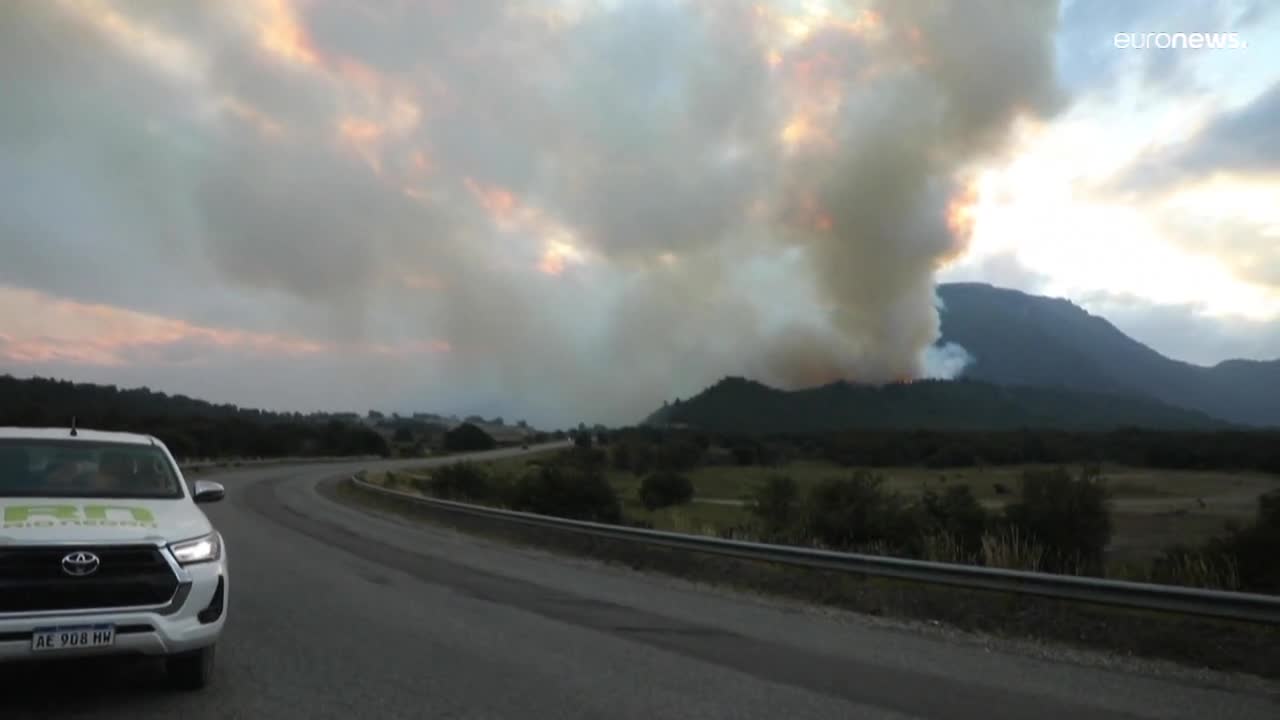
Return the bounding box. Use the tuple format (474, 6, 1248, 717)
(2, 504, 158, 529)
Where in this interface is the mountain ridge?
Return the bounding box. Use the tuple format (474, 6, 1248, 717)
(646, 375, 1226, 434)
(645, 282, 1280, 432)
(937, 283, 1280, 426)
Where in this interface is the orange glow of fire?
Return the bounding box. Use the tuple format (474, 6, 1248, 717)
(785, 190, 836, 233)
(945, 181, 981, 243)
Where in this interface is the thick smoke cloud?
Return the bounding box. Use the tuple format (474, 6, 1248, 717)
(0, 0, 1062, 425)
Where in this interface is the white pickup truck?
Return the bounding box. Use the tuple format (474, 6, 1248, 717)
(0, 427, 229, 689)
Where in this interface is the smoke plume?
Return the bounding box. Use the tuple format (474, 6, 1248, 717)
(0, 0, 1063, 425)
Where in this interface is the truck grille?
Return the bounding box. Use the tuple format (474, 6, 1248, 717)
(0, 545, 180, 613)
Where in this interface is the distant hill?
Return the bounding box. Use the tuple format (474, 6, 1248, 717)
(646, 377, 1226, 434)
(937, 283, 1280, 427)
(0, 375, 389, 458)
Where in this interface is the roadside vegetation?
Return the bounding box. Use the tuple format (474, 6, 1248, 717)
(382, 427, 1280, 595)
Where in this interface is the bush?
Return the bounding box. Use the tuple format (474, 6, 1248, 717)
(656, 439, 703, 472)
(611, 443, 632, 471)
(427, 462, 493, 502)
(917, 485, 988, 553)
(1199, 491, 1280, 592)
(563, 446, 607, 471)
(1004, 467, 1111, 573)
(1259, 489, 1280, 529)
(1210, 525, 1280, 592)
(924, 444, 978, 468)
(800, 471, 918, 552)
(747, 475, 798, 538)
(638, 471, 694, 510)
(509, 463, 621, 523)
(630, 443, 655, 475)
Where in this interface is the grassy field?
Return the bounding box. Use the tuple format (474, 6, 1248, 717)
(404, 451, 1280, 561)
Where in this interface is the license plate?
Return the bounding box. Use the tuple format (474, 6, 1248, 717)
(31, 624, 115, 652)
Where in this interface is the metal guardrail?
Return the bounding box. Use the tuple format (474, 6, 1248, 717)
(350, 474, 1280, 625)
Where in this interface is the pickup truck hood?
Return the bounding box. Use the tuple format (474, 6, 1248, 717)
(0, 498, 211, 545)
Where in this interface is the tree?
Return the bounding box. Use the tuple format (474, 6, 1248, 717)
(444, 423, 497, 452)
(748, 475, 797, 537)
(1004, 468, 1111, 573)
(918, 485, 988, 552)
(427, 463, 493, 502)
(509, 463, 621, 523)
(801, 471, 917, 551)
(393, 426, 414, 443)
(639, 471, 694, 510)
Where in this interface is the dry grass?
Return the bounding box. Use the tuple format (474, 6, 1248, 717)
(1152, 552, 1241, 591)
(980, 528, 1047, 572)
(404, 452, 1280, 568)
(920, 533, 977, 565)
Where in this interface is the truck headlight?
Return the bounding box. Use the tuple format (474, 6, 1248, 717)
(170, 533, 222, 565)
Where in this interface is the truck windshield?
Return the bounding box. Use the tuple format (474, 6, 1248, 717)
(0, 440, 183, 499)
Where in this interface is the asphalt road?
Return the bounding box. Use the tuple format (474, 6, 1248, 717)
(3, 446, 1276, 719)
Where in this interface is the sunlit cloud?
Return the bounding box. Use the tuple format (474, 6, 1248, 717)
(5, 0, 1279, 425)
(0, 286, 448, 367)
(256, 0, 320, 67)
(57, 0, 206, 83)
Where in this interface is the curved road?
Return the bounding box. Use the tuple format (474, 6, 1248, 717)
(3, 448, 1276, 719)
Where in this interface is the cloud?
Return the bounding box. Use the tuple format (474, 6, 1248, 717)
(0, 0, 1062, 426)
(1057, 0, 1271, 95)
(1127, 81, 1280, 188)
(1075, 290, 1280, 365)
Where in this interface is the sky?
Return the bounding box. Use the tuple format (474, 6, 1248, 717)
(1, 0, 1277, 428)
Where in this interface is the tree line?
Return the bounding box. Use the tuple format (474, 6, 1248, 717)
(1, 375, 390, 459)
(589, 426, 1280, 475)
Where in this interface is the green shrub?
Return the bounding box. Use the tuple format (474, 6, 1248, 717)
(747, 475, 798, 538)
(799, 471, 918, 552)
(1210, 525, 1280, 592)
(924, 444, 977, 468)
(509, 463, 621, 523)
(1004, 467, 1111, 573)
(611, 443, 632, 471)
(638, 471, 694, 510)
(656, 439, 703, 472)
(1202, 492, 1280, 592)
(917, 485, 988, 553)
(1258, 489, 1280, 529)
(427, 462, 493, 502)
